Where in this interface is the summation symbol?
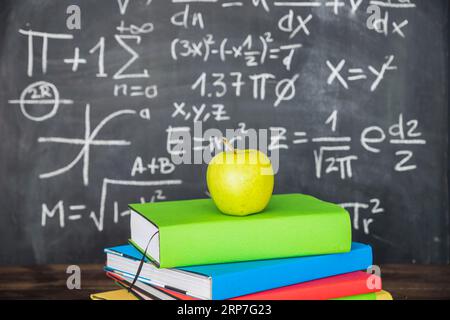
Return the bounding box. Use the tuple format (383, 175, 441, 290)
(8, 81, 73, 122)
(38, 104, 137, 186)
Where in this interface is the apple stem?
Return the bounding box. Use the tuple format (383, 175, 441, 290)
(222, 137, 234, 152)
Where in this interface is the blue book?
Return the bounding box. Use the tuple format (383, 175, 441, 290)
(104, 242, 372, 300)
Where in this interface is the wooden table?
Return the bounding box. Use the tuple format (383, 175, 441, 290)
(0, 264, 449, 300)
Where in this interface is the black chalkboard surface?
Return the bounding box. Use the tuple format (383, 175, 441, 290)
(0, 0, 448, 265)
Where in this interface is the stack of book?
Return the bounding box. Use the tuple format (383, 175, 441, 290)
(91, 194, 393, 300)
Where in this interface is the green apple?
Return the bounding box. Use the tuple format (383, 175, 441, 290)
(207, 148, 274, 216)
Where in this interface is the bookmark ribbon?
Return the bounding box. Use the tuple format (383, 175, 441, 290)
(128, 231, 159, 293)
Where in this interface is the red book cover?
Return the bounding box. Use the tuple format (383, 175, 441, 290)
(231, 271, 381, 300)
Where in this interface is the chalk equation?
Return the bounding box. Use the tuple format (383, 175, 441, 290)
(167, 112, 427, 180)
(8, 81, 73, 122)
(170, 0, 415, 39)
(42, 179, 182, 231)
(5, 0, 424, 243)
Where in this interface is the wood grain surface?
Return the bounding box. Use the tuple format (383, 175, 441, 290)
(0, 264, 449, 300)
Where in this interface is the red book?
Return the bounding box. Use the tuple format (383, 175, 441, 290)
(231, 271, 381, 300)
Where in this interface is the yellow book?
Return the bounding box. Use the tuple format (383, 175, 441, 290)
(376, 290, 393, 300)
(89, 288, 393, 301)
(90, 289, 138, 300)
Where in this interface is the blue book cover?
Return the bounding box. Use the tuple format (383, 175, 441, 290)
(105, 242, 372, 300)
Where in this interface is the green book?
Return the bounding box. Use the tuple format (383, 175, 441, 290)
(333, 293, 376, 300)
(333, 292, 384, 300)
(128, 193, 351, 268)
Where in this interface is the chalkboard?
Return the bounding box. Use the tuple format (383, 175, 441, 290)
(0, 0, 448, 265)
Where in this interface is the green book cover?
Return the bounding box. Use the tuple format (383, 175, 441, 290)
(332, 292, 377, 300)
(128, 193, 351, 268)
